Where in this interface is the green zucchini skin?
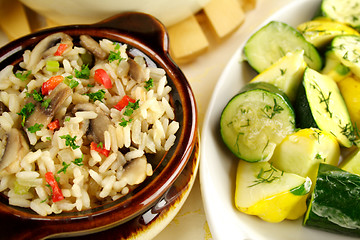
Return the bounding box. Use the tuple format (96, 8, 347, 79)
(294, 82, 318, 129)
(243, 21, 322, 73)
(304, 163, 360, 237)
(220, 82, 295, 162)
(295, 67, 353, 147)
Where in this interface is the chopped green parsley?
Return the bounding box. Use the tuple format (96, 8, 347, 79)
(15, 70, 31, 81)
(26, 89, 51, 109)
(108, 43, 124, 63)
(124, 100, 140, 116)
(119, 117, 132, 127)
(144, 78, 154, 91)
(17, 102, 35, 126)
(57, 161, 71, 174)
(74, 64, 90, 79)
(27, 123, 44, 133)
(59, 134, 80, 150)
(64, 75, 79, 89)
(73, 155, 84, 166)
(85, 89, 106, 102)
(57, 155, 84, 174)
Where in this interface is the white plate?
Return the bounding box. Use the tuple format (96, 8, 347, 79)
(199, 0, 359, 239)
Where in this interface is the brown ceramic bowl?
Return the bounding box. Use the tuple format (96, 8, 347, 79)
(0, 12, 198, 239)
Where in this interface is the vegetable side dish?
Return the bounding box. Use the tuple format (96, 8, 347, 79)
(0, 33, 179, 216)
(220, 0, 360, 237)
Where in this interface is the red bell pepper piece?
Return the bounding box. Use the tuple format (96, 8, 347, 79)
(42, 75, 64, 95)
(90, 142, 110, 157)
(47, 119, 60, 130)
(94, 69, 112, 89)
(54, 43, 68, 56)
(45, 172, 64, 202)
(114, 95, 136, 111)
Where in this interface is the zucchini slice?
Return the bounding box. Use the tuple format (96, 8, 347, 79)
(331, 35, 360, 78)
(250, 50, 306, 102)
(270, 128, 340, 186)
(220, 82, 295, 162)
(297, 18, 359, 48)
(235, 160, 311, 223)
(338, 76, 360, 132)
(304, 163, 360, 237)
(295, 67, 354, 147)
(243, 21, 322, 73)
(321, 49, 351, 82)
(321, 0, 360, 29)
(339, 147, 360, 175)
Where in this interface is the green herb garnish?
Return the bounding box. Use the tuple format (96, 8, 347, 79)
(309, 81, 333, 118)
(74, 64, 90, 79)
(17, 102, 35, 126)
(85, 89, 106, 102)
(72, 155, 84, 166)
(144, 78, 154, 91)
(108, 43, 124, 63)
(57, 161, 71, 174)
(27, 123, 44, 133)
(64, 75, 79, 89)
(124, 100, 140, 116)
(248, 163, 283, 187)
(262, 99, 284, 119)
(59, 134, 80, 149)
(119, 117, 132, 127)
(57, 155, 84, 174)
(15, 70, 31, 81)
(26, 89, 43, 102)
(26, 89, 51, 109)
(280, 68, 287, 75)
(41, 99, 51, 108)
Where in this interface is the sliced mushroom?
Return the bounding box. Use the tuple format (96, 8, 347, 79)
(88, 111, 112, 143)
(72, 103, 111, 143)
(79, 35, 108, 60)
(0, 128, 30, 173)
(0, 101, 9, 115)
(26, 33, 73, 70)
(121, 156, 148, 185)
(128, 58, 147, 82)
(25, 83, 72, 128)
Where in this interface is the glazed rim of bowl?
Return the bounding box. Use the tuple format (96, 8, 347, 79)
(0, 12, 197, 235)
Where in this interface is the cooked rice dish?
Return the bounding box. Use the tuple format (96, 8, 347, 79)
(0, 33, 179, 216)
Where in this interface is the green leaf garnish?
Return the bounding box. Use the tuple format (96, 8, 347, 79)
(59, 134, 80, 149)
(85, 89, 106, 102)
(72, 155, 84, 166)
(17, 103, 35, 126)
(57, 161, 71, 174)
(144, 78, 154, 91)
(119, 117, 132, 127)
(124, 100, 140, 116)
(41, 99, 51, 108)
(27, 123, 44, 133)
(108, 43, 124, 63)
(75, 64, 90, 79)
(15, 70, 31, 81)
(64, 75, 79, 89)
